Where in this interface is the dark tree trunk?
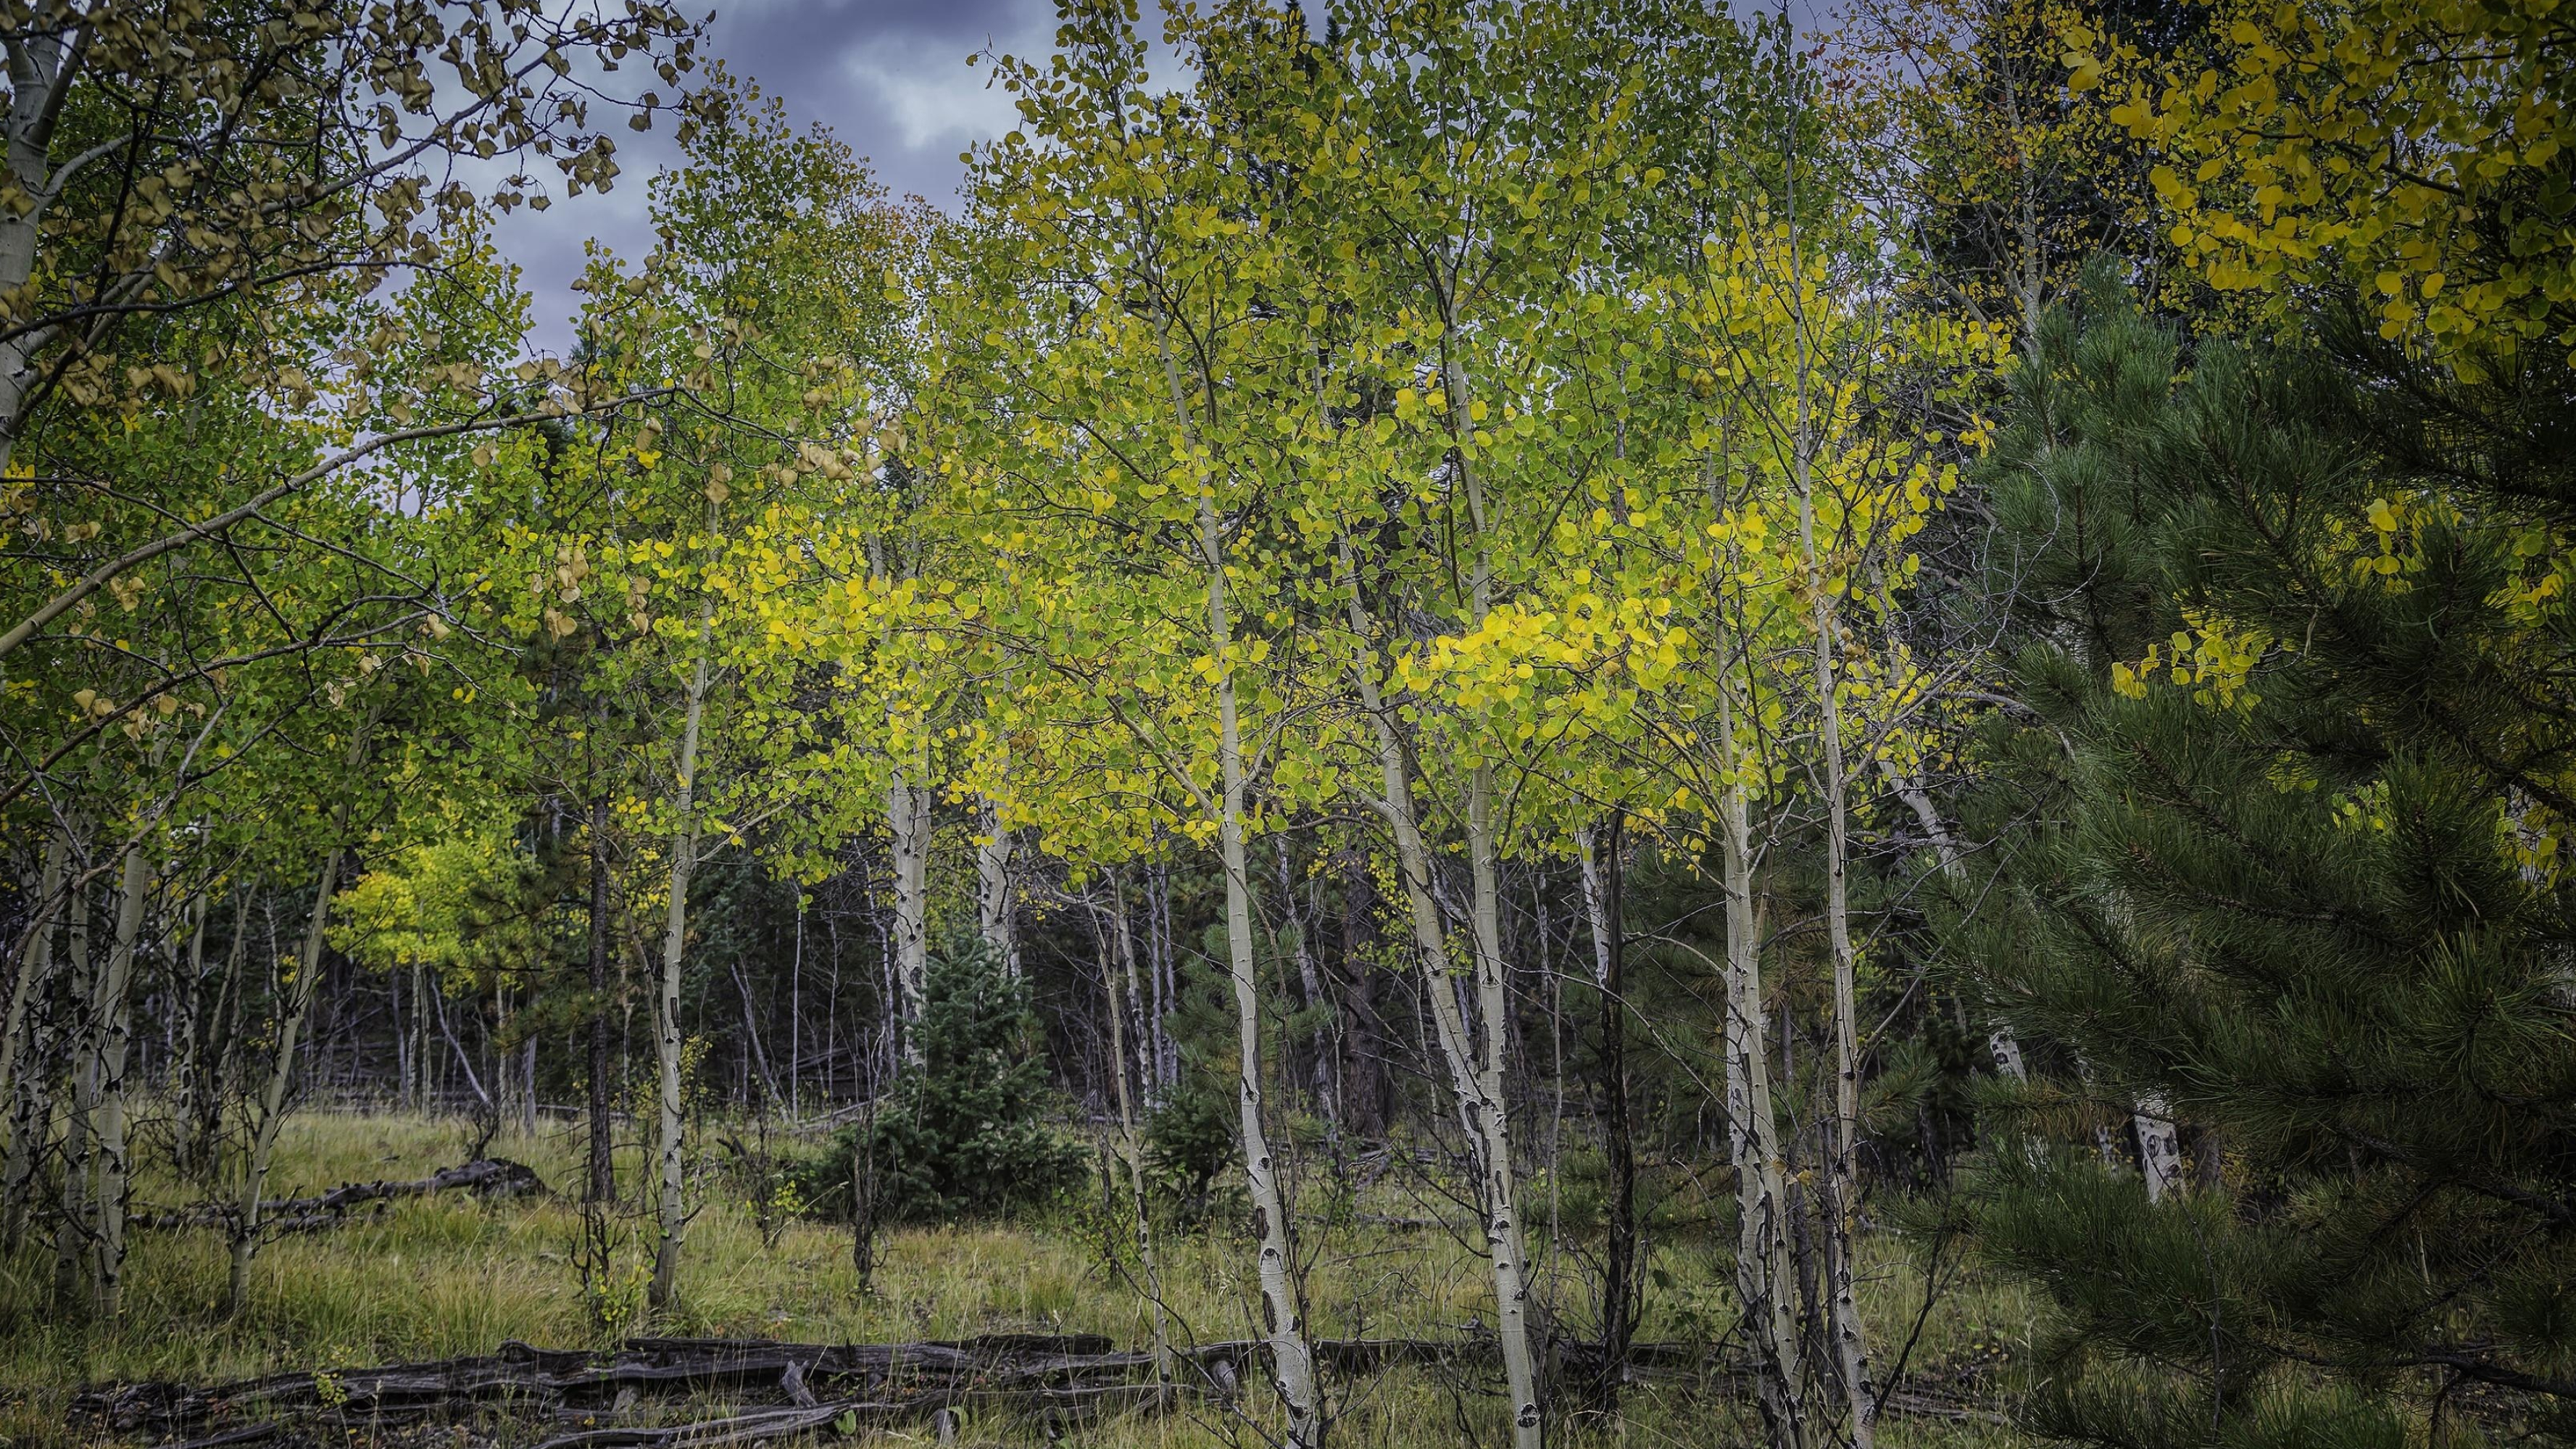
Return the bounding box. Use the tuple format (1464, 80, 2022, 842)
(1335, 848, 1387, 1139)
(1597, 814, 1637, 1411)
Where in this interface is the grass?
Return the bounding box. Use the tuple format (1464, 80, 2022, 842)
(0, 1110, 2046, 1448)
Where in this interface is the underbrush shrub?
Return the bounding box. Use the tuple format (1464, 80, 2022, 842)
(1142, 1074, 1238, 1225)
(1135, 953, 1250, 1228)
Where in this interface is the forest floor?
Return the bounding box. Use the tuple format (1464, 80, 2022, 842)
(0, 1111, 2043, 1448)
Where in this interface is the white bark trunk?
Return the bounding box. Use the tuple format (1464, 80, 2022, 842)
(88, 841, 149, 1319)
(887, 760, 932, 1062)
(169, 892, 208, 1166)
(0, 27, 88, 476)
(649, 599, 714, 1310)
(1720, 695, 1808, 1447)
(1110, 871, 1158, 1106)
(1098, 891, 1173, 1387)
(2135, 1096, 2185, 1203)
(1793, 344, 1878, 1448)
(1152, 326, 1321, 1444)
(53, 865, 91, 1303)
(1464, 765, 1544, 1444)
(1208, 518, 1321, 1445)
(1273, 838, 1337, 1122)
(1882, 763, 2030, 1084)
(230, 846, 343, 1314)
(1344, 549, 1541, 1448)
(1576, 823, 1616, 994)
(1212, 584, 1321, 1440)
(976, 797, 1016, 980)
(871, 530, 931, 1053)
(0, 829, 66, 1124)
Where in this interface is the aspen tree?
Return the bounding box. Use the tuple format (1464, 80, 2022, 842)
(934, 10, 1328, 1435)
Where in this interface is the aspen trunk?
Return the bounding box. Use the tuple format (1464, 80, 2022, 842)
(0, 843, 57, 1245)
(1577, 818, 1637, 1406)
(1110, 870, 1158, 1117)
(0, 1010, 49, 1250)
(1274, 838, 1337, 1123)
(869, 529, 931, 1059)
(88, 842, 150, 1319)
(2135, 1097, 2185, 1203)
(649, 602, 713, 1311)
(170, 892, 208, 1166)
(189, 894, 249, 1179)
(1345, 552, 1541, 1449)
(1462, 765, 1545, 1446)
(1149, 862, 1179, 1096)
(1882, 764, 2029, 1084)
(1205, 515, 1321, 1446)
(391, 958, 412, 1112)
(588, 794, 615, 1203)
(229, 847, 344, 1313)
(1155, 328, 1321, 1445)
(886, 759, 932, 1059)
(520, 1035, 538, 1136)
(54, 873, 92, 1305)
(1721, 697, 1808, 1448)
(0, 30, 83, 475)
(1098, 889, 1173, 1388)
(976, 797, 1016, 979)
(492, 983, 511, 1129)
(1793, 384, 1877, 1449)
(408, 962, 426, 1110)
(789, 896, 803, 1118)
(1433, 347, 1546, 1448)
(0, 830, 66, 1133)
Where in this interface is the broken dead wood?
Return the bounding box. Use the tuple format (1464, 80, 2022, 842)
(78, 1332, 1995, 1445)
(77, 1334, 1150, 1440)
(133, 1159, 551, 1235)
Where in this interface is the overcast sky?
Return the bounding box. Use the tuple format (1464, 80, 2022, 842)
(496, 0, 1285, 352)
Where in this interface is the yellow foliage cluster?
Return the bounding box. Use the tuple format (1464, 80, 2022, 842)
(2075, 0, 2576, 373)
(2110, 607, 2278, 710)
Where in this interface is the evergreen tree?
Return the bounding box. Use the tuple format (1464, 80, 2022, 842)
(859, 942, 1079, 1224)
(1943, 273, 2576, 1445)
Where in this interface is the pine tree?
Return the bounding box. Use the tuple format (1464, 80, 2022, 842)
(1943, 272, 2576, 1445)
(859, 942, 1079, 1224)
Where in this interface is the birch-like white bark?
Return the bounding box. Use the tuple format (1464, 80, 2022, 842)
(649, 595, 714, 1311)
(1155, 329, 1322, 1445)
(230, 845, 344, 1313)
(169, 892, 207, 1166)
(886, 760, 932, 1060)
(1274, 837, 1337, 1122)
(874, 533, 932, 1058)
(1343, 542, 1542, 1449)
(88, 842, 149, 1319)
(976, 797, 1017, 979)
(53, 865, 91, 1303)
(1880, 763, 2029, 1084)
(0, 25, 89, 478)
(2135, 1096, 2185, 1203)
(1576, 823, 1616, 993)
(1789, 294, 1879, 1449)
(1719, 692, 1809, 1448)
(1110, 871, 1158, 1108)
(0, 830, 66, 1128)
(1098, 890, 1173, 1387)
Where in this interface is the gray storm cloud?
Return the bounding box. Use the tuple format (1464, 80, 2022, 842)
(494, 0, 1067, 352)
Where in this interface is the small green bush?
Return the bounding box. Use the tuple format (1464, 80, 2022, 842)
(1142, 1074, 1237, 1223)
(786, 943, 1079, 1224)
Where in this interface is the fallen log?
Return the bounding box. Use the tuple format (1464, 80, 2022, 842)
(76, 1332, 1997, 1445)
(133, 1159, 551, 1234)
